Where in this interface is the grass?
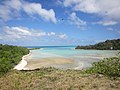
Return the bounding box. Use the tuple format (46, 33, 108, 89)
(0, 67, 120, 90)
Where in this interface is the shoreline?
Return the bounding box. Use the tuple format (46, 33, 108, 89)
(74, 62, 84, 70)
(13, 51, 75, 70)
(14, 49, 117, 70)
(14, 51, 32, 70)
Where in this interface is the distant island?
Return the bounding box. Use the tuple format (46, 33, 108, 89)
(75, 39, 120, 50)
(28, 48, 41, 50)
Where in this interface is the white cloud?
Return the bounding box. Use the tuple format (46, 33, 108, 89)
(0, 5, 11, 21)
(0, 0, 57, 23)
(107, 27, 120, 34)
(75, 0, 99, 13)
(5, 0, 22, 11)
(36, 32, 47, 36)
(2, 26, 46, 40)
(64, 0, 80, 7)
(68, 12, 86, 29)
(56, 0, 63, 6)
(64, 0, 99, 13)
(48, 32, 56, 36)
(23, 2, 57, 23)
(64, 0, 120, 25)
(58, 34, 68, 39)
(0, 26, 68, 42)
(5, 26, 32, 36)
(98, 20, 118, 26)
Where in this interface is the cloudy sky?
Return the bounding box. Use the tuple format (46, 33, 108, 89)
(0, 0, 120, 46)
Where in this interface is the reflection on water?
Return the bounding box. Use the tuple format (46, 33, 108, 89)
(28, 46, 119, 69)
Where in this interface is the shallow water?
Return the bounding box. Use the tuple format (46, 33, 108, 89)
(27, 46, 119, 69)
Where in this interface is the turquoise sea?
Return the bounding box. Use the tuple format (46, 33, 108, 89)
(26, 46, 120, 69)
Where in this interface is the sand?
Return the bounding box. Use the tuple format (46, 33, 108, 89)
(25, 57, 74, 70)
(14, 52, 32, 70)
(14, 51, 74, 70)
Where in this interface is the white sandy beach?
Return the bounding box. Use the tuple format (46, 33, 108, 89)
(14, 52, 32, 70)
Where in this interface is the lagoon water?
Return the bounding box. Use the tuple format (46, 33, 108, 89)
(27, 46, 119, 69)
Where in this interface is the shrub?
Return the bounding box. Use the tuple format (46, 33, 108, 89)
(85, 55, 120, 77)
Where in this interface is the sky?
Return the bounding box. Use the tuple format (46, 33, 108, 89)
(0, 0, 120, 46)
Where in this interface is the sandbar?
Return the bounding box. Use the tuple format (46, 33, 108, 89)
(25, 57, 73, 70)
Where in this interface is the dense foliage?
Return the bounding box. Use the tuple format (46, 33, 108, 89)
(84, 54, 120, 78)
(0, 44, 29, 75)
(76, 39, 120, 50)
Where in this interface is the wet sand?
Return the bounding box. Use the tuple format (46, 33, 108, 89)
(25, 57, 74, 70)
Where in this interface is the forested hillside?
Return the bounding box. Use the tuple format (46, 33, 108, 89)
(0, 44, 29, 75)
(75, 39, 120, 50)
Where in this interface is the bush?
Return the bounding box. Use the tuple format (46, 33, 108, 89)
(85, 55, 120, 77)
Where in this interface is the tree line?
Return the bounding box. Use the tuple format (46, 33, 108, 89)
(75, 39, 120, 50)
(0, 44, 29, 76)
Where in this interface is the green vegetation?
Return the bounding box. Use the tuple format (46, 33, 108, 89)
(0, 44, 29, 76)
(75, 39, 120, 50)
(84, 54, 120, 78)
(28, 48, 40, 50)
